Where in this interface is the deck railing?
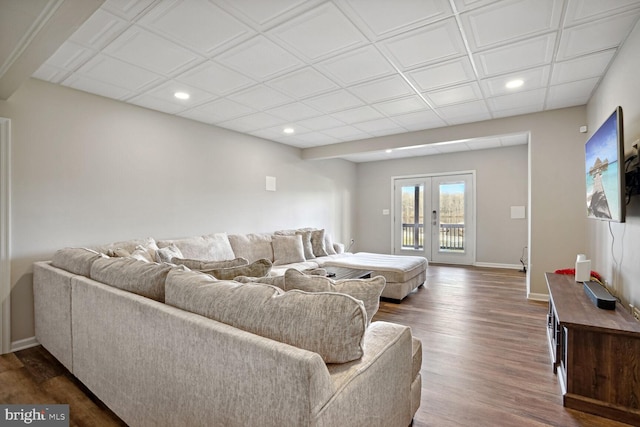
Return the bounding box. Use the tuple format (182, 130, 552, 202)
(402, 223, 465, 251)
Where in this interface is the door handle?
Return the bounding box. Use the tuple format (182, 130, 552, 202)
(432, 210, 437, 226)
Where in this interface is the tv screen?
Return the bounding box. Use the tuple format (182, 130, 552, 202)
(585, 106, 625, 222)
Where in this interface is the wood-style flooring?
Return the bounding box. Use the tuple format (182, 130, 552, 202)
(0, 265, 633, 426)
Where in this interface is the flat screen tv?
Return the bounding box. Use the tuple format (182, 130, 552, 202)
(585, 106, 625, 222)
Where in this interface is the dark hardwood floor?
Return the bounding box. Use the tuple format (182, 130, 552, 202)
(0, 265, 633, 426)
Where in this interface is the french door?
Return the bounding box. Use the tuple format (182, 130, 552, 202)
(393, 172, 475, 265)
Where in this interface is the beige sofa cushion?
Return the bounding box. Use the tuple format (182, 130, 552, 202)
(165, 269, 367, 363)
(310, 229, 328, 257)
(228, 233, 273, 263)
(51, 247, 106, 276)
(202, 259, 272, 280)
(90, 257, 174, 302)
(296, 230, 315, 260)
(272, 235, 306, 265)
(284, 269, 385, 324)
(158, 233, 234, 261)
(235, 274, 285, 289)
(171, 257, 248, 270)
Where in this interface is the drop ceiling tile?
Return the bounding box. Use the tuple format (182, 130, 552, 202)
(475, 32, 556, 77)
(63, 74, 133, 100)
(226, 84, 293, 110)
(266, 102, 322, 121)
(43, 41, 95, 71)
(322, 125, 370, 140)
(314, 45, 396, 86)
(481, 66, 550, 97)
(102, 0, 157, 20)
(128, 93, 187, 114)
(564, 0, 640, 26)
(76, 54, 164, 92)
(349, 75, 415, 103)
(296, 115, 346, 131)
(390, 110, 447, 131)
(491, 103, 542, 118)
(378, 18, 467, 70)
(368, 126, 408, 137)
(261, 123, 312, 137)
(215, 35, 303, 81)
(437, 100, 491, 124)
(405, 57, 476, 92)
(268, 3, 368, 61)
(176, 61, 255, 96)
(353, 117, 403, 133)
(143, 80, 217, 108)
(556, 11, 640, 60)
(32, 64, 70, 84)
(487, 87, 546, 112)
(331, 105, 384, 123)
(425, 82, 483, 107)
(105, 27, 203, 75)
(218, 112, 287, 132)
(551, 49, 616, 85)
(460, 0, 563, 51)
(304, 90, 365, 113)
(373, 96, 430, 116)
(138, 0, 254, 55)
(178, 98, 255, 124)
(216, 0, 323, 30)
(266, 67, 338, 99)
(336, 0, 453, 39)
(68, 9, 128, 50)
(546, 77, 599, 109)
(453, 0, 501, 12)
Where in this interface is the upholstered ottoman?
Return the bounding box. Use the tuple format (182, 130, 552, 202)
(318, 252, 428, 301)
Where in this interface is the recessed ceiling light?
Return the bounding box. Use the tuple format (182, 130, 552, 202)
(283, 127, 295, 134)
(385, 149, 392, 153)
(174, 91, 190, 100)
(505, 79, 524, 89)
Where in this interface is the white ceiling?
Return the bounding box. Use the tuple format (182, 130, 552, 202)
(12, 0, 640, 161)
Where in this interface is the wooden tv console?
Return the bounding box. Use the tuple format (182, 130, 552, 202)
(545, 273, 640, 425)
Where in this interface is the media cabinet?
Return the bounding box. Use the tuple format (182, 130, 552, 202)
(545, 272, 640, 425)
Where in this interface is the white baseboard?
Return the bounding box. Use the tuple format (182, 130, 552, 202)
(527, 293, 549, 302)
(474, 262, 523, 270)
(11, 336, 39, 352)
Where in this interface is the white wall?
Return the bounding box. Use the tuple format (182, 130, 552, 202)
(0, 78, 357, 342)
(355, 145, 528, 266)
(586, 21, 640, 308)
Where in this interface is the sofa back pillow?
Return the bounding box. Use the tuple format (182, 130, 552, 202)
(171, 257, 248, 270)
(165, 269, 366, 363)
(51, 248, 106, 276)
(157, 233, 234, 261)
(228, 233, 274, 263)
(284, 269, 385, 325)
(272, 235, 306, 265)
(90, 257, 174, 302)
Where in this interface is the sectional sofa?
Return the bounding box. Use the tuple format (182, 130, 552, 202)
(33, 230, 426, 426)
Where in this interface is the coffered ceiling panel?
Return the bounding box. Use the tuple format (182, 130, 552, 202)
(18, 0, 640, 161)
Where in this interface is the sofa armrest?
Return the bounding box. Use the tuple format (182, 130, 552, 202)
(318, 321, 413, 427)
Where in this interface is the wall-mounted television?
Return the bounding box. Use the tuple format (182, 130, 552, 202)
(585, 106, 625, 222)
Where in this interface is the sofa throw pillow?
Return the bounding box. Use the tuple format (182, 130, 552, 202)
(296, 230, 315, 260)
(228, 233, 274, 263)
(157, 233, 234, 261)
(130, 245, 155, 263)
(156, 245, 183, 264)
(171, 257, 248, 270)
(234, 275, 285, 289)
(165, 269, 366, 363)
(51, 247, 106, 277)
(202, 259, 272, 280)
(95, 237, 157, 258)
(324, 233, 337, 255)
(272, 235, 306, 265)
(90, 257, 174, 302)
(284, 269, 385, 325)
(310, 229, 328, 257)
